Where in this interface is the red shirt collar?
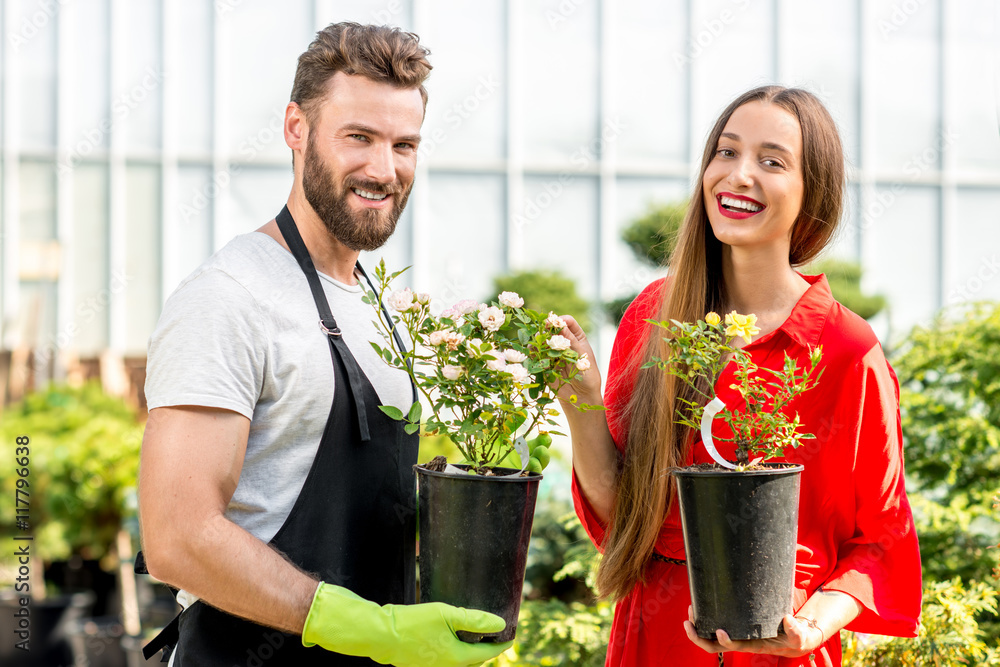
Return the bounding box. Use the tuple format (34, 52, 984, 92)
(766, 272, 833, 350)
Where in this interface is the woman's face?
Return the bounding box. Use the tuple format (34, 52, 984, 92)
(702, 101, 805, 256)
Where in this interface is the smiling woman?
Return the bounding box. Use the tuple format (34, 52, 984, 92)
(558, 86, 922, 667)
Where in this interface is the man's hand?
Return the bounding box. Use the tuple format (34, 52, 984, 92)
(302, 583, 512, 666)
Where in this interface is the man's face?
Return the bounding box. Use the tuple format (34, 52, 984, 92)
(301, 72, 424, 251)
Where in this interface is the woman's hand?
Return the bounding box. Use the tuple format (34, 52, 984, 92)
(683, 607, 825, 658)
(553, 315, 602, 406)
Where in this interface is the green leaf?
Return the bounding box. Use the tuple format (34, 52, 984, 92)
(403, 423, 420, 435)
(379, 405, 405, 421)
(407, 401, 422, 423)
(390, 265, 412, 281)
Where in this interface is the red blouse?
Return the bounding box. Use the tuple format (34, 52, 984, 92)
(572, 274, 921, 667)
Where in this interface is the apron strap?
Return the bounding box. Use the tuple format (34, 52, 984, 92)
(142, 613, 179, 661)
(275, 205, 415, 439)
(354, 261, 419, 404)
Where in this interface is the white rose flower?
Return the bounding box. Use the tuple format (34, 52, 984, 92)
(416, 292, 431, 305)
(387, 288, 416, 312)
(443, 331, 466, 351)
(576, 353, 592, 372)
(506, 363, 530, 384)
(478, 306, 505, 332)
(442, 365, 464, 381)
(439, 307, 457, 320)
(429, 330, 448, 346)
(546, 312, 566, 329)
(454, 299, 479, 315)
(547, 335, 572, 351)
(503, 349, 527, 363)
(498, 291, 524, 308)
(486, 352, 507, 372)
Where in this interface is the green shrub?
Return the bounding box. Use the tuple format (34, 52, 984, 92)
(894, 302, 1000, 507)
(842, 578, 1000, 666)
(492, 270, 591, 332)
(0, 382, 143, 567)
(805, 258, 887, 320)
(490, 598, 612, 667)
(620, 200, 686, 268)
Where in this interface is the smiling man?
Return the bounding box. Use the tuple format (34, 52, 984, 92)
(138, 23, 511, 666)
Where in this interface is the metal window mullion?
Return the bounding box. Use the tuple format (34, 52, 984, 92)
(211, 3, 228, 252)
(505, 0, 525, 273)
(685, 0, 699, 181)
(54, 0, 74, 381)
(938, 0, 957, 312)
(857, 0, 876, 274)
(773, 0, 784, 82)
(107, 0, 128, 355)
(410, 0, 430, 288)
(160, 0, 178, 307)
(597, 0, 617, 360)
(1, 1, 22, 350)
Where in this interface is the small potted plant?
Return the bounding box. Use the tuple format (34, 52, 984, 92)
(645, 311, 823, 641)
(0, 382, 145, 666)
(364, 261, 595, 643)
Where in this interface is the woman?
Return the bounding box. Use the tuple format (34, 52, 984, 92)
(556, 86, 921, 666)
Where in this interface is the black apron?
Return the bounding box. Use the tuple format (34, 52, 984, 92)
(142, 206, 418, 664)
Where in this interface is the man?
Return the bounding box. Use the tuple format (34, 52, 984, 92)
(139, 23, 511, 666)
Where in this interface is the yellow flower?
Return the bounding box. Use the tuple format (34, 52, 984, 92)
(725, 312, 761, 344)
(705, 311, 721, 326)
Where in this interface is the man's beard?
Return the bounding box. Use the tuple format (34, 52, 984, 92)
(302, 140, 412, 252)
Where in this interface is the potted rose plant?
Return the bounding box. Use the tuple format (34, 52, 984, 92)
(645, 311, 823, 641)
(363, 261, 594, 643)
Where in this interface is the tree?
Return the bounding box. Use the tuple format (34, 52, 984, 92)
(492, 270, 591, 332)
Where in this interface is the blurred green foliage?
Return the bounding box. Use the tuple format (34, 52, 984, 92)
(0, 383, 143, 567)
(893, 301, 1000, 645)
(492, 270, 592, 333)
(843, 578, 1000, 666)
(620, 200, 686, 268)
(894, 302, 1000, 506)
(805, 258, 887, 320)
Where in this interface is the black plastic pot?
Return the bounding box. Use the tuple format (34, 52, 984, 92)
(0, 590, 96, 666)
(672, 463, 803, 640)
(415, 464, 542, 643)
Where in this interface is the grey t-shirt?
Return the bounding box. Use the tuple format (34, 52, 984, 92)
(145, 231, 413, 546)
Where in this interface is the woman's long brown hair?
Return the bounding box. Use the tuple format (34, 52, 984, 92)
(595, 86, 846, 602)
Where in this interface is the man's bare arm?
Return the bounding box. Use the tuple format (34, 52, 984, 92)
(138, 406, 318, 634)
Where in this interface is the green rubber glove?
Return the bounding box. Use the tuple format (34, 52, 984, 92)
(301, 582, 513, 667)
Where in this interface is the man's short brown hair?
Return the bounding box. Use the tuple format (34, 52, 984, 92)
(290, 22, 432, 124)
